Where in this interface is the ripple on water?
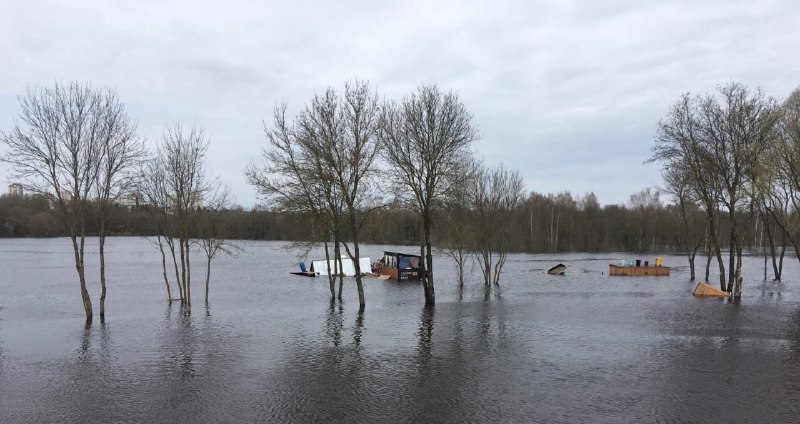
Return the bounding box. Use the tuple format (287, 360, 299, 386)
(3, 240, 800, 423)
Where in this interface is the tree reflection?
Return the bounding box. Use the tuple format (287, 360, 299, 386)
(325, 299, 344, 347)
(353, 308, 365, 349)
(417, 306, 435, 367)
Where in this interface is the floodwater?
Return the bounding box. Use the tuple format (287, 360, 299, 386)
(1, 238, 800, 423)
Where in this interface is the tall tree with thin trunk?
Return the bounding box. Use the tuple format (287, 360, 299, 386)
(653, 83, 779, 297)
(766, 87, 800, 267)
(662, 165, 705, 280)
(248, 81, 382, 307)
(439, 159, 478, 287)
(94, 96, 143, 320)
(2, 82, 135, 321)
(381, 84, 478, 305)
(299, 81, 383, 308)
(246, 103, 345, 301)
(196, 187, 242, 303)
(471, 163, 524, 287)
(148, 123, 213, 306)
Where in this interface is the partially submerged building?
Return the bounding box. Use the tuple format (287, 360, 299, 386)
(379, 251, 423, 281)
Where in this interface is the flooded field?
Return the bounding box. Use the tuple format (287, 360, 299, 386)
(2, 237, 800, 423)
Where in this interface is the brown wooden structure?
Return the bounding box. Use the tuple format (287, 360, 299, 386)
(692, 282, 728, 297)
(608, 264, 670, 276)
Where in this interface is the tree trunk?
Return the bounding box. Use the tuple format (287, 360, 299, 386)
(99, 226, 107, 321)
(727, 208, 737, 292)
(334, 241, 344, 300)
(186, 239, 192, 306)
(763, 217, 779, 281)
(457, 249, 465, 287)
(323, 239, 335, 299)
(707, 209, 726, 291)
(778, 230, 786, 281)
(169, 238, 184, 300)
(205, 255, 212, 303)
(733, 239, 744, 298)
(423, 214, 435, 306)
(157, 233, 173, 301)
(340, 205, 366, 308)
(70, 234, 93, 321)
(352, 240, 365, 307)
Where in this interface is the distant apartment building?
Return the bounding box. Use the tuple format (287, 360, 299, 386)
(117, 191, 143, 209)
(8, 183, 24, 197)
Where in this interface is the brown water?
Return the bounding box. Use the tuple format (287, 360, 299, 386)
(1, 237, 800, 423)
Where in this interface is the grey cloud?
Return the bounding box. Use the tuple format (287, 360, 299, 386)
(1, 0, 798, 206)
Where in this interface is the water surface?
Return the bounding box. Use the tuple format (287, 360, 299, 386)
(1, 237, 799, 423)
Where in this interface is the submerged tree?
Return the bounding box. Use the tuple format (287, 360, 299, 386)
(662, 166, 705, 281)
(438, 159, 478, 287)
(766, 87, 800, 267)
(196, 188, 242, 303)
(94, 98, 144, 320)
(652, 83, 779, 297)
(1, 82, 139, 321)
(471, 163, 524, 287)
(248, 81, 384, 307)
(381, 84, 479, 305)
(246, 101, 343, 300)
(145, 123, 213, 306)
(298, 81, 383, 308)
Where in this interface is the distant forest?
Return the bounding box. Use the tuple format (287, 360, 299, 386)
(0, 188, 776, 255)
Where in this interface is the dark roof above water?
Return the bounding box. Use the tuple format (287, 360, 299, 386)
(383, 251, 421, 259)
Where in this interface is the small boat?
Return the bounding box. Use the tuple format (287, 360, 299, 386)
(547, 264, 566, 275)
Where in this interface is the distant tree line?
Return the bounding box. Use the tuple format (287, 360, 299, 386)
(1, 185, 793, 255)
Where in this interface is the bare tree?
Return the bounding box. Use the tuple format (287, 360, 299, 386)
(246, 102, 345, 300)
(93, 96, 144, 320)
(196, 187, 243, 303)
(300, 81, 383, 308)
(438, 159, 478, 287)
(1, 82, 136, 321)
(471, 163, 524, 287)
(628, 187, 662, 252)
(140, 156, 181, 302)
(652, 83, 780, 297)
(148, 123, 213, 306)
(662, 166, 705, 280)
(702, 84, 779, 296)
(248, 81, 383, 308)
(381, 84, 479, 305)
(765, 87, 800, 266)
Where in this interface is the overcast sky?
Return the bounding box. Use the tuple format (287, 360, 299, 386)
(1, 0, 798, 207)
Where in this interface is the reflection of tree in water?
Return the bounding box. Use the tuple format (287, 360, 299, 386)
(253, 302, 367, 422)
(36, 321, 122, 422)
(417, 306, 434, 361)
(325, 300, 344, 347)
(404, 301, 517, 422)
(253, 300, 537, 422)
(642, 302, 800, 423)
(175, 305, 197, 378)
(483, 283, 503, 302)
(758, 280, 784, 301)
